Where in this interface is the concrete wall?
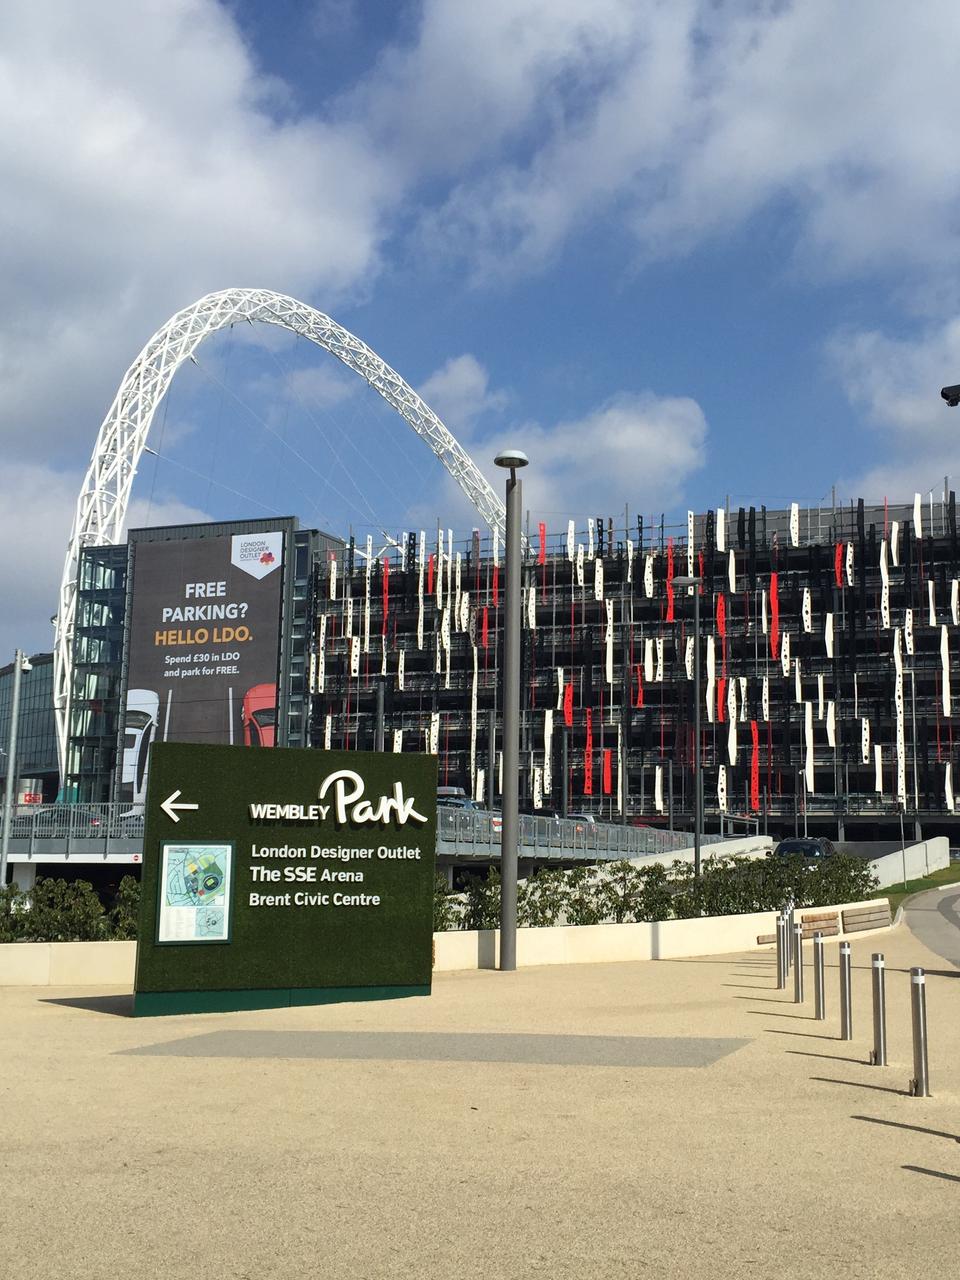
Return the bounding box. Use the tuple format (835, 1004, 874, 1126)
(868, 836, 950, 888)
(432, 896, 891, 972)
(0, 880, 887, 988)
(627, 833, 773, 871)
(0, 940, 136, 986)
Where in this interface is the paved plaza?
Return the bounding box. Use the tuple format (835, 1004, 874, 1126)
(2, 894, 959, 1279)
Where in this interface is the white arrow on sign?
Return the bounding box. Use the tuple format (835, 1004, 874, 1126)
(161, 790, 199, 823)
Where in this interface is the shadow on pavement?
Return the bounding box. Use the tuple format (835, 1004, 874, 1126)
(883, 968, 960, 979)
(785, 1049, 865, 1065)
(902, 1165, 960, 1184)
(732, 995, 791, 1003)
(748, 1009, 814, 1020)
(41, 994, 134, 1018)
(764, 1028, 837, 1042)
(853, 1115, 960, 1143)
(811, 1075, 907, 1097)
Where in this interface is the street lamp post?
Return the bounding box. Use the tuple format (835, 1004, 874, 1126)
(494, 448, 528, 971)
(0, 650, 32, 889)
(673, 576, 702, 879)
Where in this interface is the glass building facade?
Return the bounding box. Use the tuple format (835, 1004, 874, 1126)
(0, 653, 59, 801)
(65, 544, 129, 801)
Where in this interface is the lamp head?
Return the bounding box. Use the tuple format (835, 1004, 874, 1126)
(494, 448, 529, 471)
(672, 575, 702, 587)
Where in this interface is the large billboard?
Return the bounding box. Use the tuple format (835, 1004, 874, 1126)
(121, 529, 285, 804)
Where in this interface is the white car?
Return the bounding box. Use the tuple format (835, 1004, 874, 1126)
(121, 689, 159, 805)
(567, 812, 597, 826)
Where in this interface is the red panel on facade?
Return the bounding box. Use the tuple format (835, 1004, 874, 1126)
(770, 572, 780, 660)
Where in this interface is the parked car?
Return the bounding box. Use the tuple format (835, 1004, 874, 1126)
(436, 796, 479, 811)
(772, 837, 837, 860)
(567, 812, 597, 826)
(28, 805, 105, 836)
(520, 806, 563, 827)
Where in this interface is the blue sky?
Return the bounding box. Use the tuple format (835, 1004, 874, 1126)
(2, 0, 960, 654)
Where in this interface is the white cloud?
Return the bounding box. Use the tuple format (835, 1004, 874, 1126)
(383, 1, 960, 289)
(417, 355, 508, 433)
(476, 391, 707, 520)
(0, 463, 209, 659)
(349, 0, 640, 178)
(830, 317, 960, 499)
(0, 0, 393, 461)
(124, 495, 214, 536)
(412, 354, 707, 524)
(247, 363, 360, 412)
(422, 376, 706, 525)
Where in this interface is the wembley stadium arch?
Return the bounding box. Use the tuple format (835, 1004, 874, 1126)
(52, 288, 509, 772)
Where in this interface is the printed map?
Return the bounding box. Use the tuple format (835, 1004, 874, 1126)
(158, 843, 232, 942)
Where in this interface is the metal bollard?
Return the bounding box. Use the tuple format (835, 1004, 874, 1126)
(869, 953, 887, 1066)
(813, 932, 826, 1021)
(776, 916, 787, 990)
(839, 941, 853, 1041)
(786, 902, 795, 969)
(909, 968, 930, 1097)
(793, 923, 804, 1003)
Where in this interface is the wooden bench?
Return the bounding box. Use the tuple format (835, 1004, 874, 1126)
(800, 910, 839, 939)
(757, 910, 839, 946)
(842, 902, 892, 934)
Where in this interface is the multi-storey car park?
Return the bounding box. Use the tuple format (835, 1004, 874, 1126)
(304, 496, 960, 845)
(45, 493, 960, 831)
(3, 492, 960, 892)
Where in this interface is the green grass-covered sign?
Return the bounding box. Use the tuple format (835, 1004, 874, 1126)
(134, 742, 437, 1016)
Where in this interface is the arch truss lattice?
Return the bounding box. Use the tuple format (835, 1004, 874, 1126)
(53, 287, 509, 772)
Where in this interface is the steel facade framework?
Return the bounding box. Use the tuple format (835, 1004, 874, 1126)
(52, 288, 509, 772)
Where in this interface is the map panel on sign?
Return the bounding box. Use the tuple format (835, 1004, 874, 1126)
(158, 842, 233, 943)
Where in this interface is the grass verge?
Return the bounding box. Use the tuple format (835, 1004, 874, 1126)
(885, 861, 960, 918)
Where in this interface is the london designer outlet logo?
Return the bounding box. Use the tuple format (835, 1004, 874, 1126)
(231, 532, 284, 580)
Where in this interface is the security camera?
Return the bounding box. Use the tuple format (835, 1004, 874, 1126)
(494, 449, 529, 469)
(941, 384, 960, 407)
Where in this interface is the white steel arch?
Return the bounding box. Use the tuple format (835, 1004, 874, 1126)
(53, 287, 510, 772)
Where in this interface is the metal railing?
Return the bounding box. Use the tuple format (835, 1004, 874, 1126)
(3, 803, 145, 841)
(1, 801, 694, 861)
(436, 808, 693, 858)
